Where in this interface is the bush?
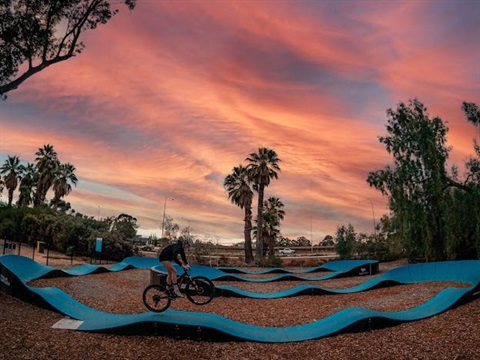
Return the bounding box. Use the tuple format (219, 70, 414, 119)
(258, 255, 282, 268)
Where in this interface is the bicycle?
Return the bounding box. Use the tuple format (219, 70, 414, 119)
(142, 268, 215, 312)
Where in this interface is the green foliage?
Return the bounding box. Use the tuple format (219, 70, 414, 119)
(367, 99, 480, 261)
(258, 255, 282, 268)
(334, 218, 405, 261)
(0, 155, 22, 206)
(246, 147, 281, 262)
(225, 148, 282, 264)
(335, 224, 356, 259)
(224, 165, 254, 263)
(0, 205, 134, 261)
(112, 213, 138, 241)
(320, 235, 334, 246)
(1, 144, 78, 209)
(0, 0, 138, 96)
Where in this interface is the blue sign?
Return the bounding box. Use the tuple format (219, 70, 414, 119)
(95, 238, 103, 253)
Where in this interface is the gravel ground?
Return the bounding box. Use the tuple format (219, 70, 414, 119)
(1, 256, 480, 360)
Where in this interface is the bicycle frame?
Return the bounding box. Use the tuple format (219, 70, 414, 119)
(143, 268, 215, 312)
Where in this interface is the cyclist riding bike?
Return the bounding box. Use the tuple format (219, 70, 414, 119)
(158, 237, 193, 298)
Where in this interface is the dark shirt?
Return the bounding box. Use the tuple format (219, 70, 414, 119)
(159, 241, 188, 266)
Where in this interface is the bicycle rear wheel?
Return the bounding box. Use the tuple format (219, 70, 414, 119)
(185, 276, 215, 305)
(142, 284, 171, 312)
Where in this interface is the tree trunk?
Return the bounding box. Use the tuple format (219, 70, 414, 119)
(255, 184, 265, 263)
(244, 205, 254, 264)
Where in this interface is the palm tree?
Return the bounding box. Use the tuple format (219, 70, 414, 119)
(246, 147, 281, 262)
(17, 163, 38, 207)
(51, 162, 78, 209)
(253, 212, 279, 257)
(265, 197, 285, 223)
(0, 175, 4, 199)
(256, 197, 285, 256)
(0, 155, 23, 206)
(33, 144, 59, 206)
(224, 165, 254, 263)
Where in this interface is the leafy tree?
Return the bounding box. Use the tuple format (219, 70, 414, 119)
(335, 224, 356, 259)
(320, 235, 334, 246)
(0, 0, 137, 97)
(462, 102, 480, 185)
(163, 215, 179, 241)
(0, 155, 22, 206)
(462, 102, 480, 127)
(246, 147, 281, 262)
(224, 165, 254, 263)
(0, 205, 134, 260)
(276, 235, 293, 247)
(296, 236, 311, 247)
(112, 213, 138, 241)
(367, 99, 479, 261)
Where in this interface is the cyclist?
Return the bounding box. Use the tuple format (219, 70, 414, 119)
(158, 237, 193, 297)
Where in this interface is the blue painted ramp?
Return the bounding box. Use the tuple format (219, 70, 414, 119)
(1, 255, 479, 342)
(165, 259, 378, 282)
(220, 259, 377, 275)
(218, 260, 374, 274)
(214, 260, 480, 298)
(0, 255, 160, 283)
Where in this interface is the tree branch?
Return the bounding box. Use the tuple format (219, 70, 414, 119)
(0, 53, 74, 94)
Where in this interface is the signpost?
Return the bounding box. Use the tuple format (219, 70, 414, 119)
(94, 237, 103, 264)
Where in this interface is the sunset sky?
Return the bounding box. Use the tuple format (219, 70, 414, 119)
(0, 0, 479, 245)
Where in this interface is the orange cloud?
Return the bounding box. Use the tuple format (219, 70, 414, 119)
(1, 1, 478, 243)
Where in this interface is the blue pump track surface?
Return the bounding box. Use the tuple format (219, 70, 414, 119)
(218, 260, 376, 274)
(153, 259, 379, 284)
(1, 255, 479, 342)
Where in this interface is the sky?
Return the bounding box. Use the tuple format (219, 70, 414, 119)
(0, 0, 479, 245)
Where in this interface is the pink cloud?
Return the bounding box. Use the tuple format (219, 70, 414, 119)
(1, 1, 477, 243)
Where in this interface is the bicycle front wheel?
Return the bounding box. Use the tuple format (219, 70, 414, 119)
(142, 284, 171, 312)
(185, 276, 215, 305)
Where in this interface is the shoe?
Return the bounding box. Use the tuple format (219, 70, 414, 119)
(173, 288, 184, 298)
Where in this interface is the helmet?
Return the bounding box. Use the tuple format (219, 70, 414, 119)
(183, 236, 194, 247)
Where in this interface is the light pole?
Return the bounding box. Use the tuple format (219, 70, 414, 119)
(310, 216, 313, 254)
(161, 197, 174, 239)
(368, 199, 376, 235)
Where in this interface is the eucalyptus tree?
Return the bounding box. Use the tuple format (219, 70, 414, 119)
(0, 0, 138, 97)
(33, 144, 59, 206)
(335, 224, 356, 259)
(246, 147, 281, 262)
(0, 155, 22, 206)
(462, 102, 480, 184)
(224, 165, 254, 263)
(112, 213, 138, 241)
(367, 99, 478, 261)
(17, 163, 38, 207)
(163, 215, 180, 241)
(51, 162, 78, 209)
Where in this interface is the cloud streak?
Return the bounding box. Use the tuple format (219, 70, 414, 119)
(1, 0, 478, 244)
